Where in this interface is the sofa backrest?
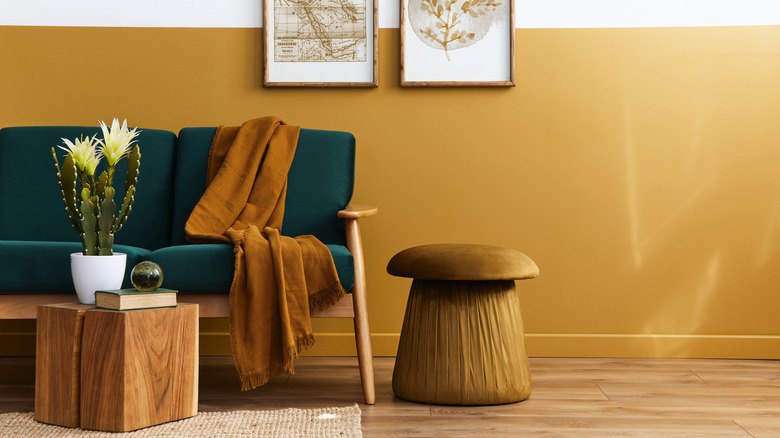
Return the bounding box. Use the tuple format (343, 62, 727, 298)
(0, 126, 176, 250)
(170, 127, 354, 246)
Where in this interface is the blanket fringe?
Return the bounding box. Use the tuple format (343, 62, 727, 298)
(295, 331, 317, 353)
(309, 281, 346, 313)
(238, 331, 316, 391)
(238, 362, 287, 391)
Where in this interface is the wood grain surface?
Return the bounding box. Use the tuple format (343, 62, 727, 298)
(11, 355, 780, 436)
(1, 293, 354, 319)
(79, 304, 198, 432)
(34, 303, 91, 427)
(177, 293, 354, 318)
(0, 295, 84, 319)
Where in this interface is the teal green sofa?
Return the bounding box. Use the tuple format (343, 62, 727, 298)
(0, 124, 376, 404)
(0, 126, 354, 293)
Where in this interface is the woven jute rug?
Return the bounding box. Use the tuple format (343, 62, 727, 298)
(0, 405, 362, 438)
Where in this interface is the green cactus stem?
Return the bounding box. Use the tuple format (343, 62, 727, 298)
(112, 145, 140, 234)
(113, 186, 134, 234)
(96, 171, 108, 203)
(79, 188, 98, 255)
(52, 149, 82, 234)
(125, 145, 140, 192)
(78, 171, 89, 195)
(98, 186, 116, 256)
(86, 174, 96, 198)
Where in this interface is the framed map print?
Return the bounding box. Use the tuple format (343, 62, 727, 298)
(400, 0, 514, 86)
(264, 0, 378, 87)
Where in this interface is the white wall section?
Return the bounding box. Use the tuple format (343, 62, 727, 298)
(516, 0, 780, 29)
(0, 0, 262, 28)
(1, 0, 780, 29)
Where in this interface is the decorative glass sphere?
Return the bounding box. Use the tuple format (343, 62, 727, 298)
(131, 261, 164, 292)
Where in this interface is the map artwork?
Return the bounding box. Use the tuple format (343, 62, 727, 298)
(274, 0, 367, 62)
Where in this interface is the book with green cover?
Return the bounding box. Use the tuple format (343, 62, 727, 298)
(95, 288, 178, 311)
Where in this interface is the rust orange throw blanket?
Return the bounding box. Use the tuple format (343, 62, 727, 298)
(185, 117, 345, 390)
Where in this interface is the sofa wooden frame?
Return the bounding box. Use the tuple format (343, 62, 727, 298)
(0, 204, 378, 405)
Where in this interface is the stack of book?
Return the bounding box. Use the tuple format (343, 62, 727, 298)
(95, 288, 178, 311)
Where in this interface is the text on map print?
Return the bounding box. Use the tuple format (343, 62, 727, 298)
(274, 0, 367, 62)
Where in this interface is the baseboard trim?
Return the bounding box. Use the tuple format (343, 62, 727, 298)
(3, 332, 780, 358)
(525, 333, 780, 359)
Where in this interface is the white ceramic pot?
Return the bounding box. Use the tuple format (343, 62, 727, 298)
(70, 252, 127, 304)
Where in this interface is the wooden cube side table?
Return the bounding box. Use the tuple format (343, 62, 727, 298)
(35, 303, 199, 432)
(80, 304, 199, 432)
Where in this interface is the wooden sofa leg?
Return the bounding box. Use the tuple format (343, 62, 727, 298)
(346, 218, 376, 405)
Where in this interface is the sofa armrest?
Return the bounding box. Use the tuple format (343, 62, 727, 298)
(336, 202, 376, 404)
(337, 204, 378, 219)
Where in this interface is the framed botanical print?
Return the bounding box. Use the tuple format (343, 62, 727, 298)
(264, 0, 378, 87)
(401, 0, 515, 86)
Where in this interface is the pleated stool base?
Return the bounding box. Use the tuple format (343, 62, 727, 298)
(392, 280, 532, 405)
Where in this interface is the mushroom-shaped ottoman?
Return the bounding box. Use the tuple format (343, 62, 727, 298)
(387, 244, 539, 405)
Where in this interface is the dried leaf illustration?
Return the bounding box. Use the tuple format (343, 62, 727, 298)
(409, 0, 504, 61)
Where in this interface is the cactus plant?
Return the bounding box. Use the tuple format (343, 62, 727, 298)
(52, 119, 141, 256)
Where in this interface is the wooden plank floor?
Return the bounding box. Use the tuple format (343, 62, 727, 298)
(1, 357, 779, 436)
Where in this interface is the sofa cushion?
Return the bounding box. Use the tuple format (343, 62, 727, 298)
(147, 243, 355, 294)
(0, 241, 150, 293)
(170, 127, 355, 246)
(0, 126, 176, 250)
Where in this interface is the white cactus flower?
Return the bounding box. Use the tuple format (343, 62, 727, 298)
(58, 135, 102, 176)
(98, 118, 140, 166)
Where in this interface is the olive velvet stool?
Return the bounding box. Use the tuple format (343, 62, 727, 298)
(387, 244, 539, 405)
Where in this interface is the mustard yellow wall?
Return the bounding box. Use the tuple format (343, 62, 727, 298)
(2, 25, 780, 358)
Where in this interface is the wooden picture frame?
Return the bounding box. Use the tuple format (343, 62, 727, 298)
(400, 0, 515, 86)
(263, 0, 378, 87)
